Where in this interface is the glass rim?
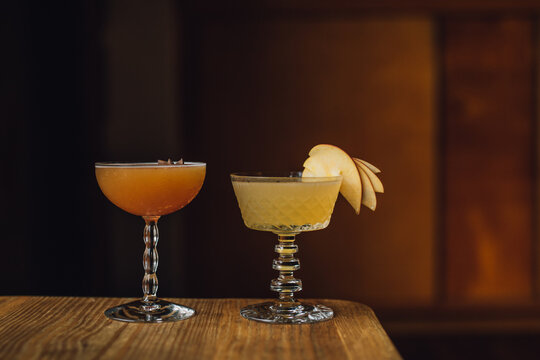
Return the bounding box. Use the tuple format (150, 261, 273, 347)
(95, 161, 206, 168)
(231, 171, 342, 182)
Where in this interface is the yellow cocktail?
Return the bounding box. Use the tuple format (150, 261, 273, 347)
(231, 172, 342, 324)
(95, 161, 205, 323)
(232, 144, 384, 325)
(232, 176, 341, 233)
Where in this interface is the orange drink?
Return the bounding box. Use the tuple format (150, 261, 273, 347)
(96, 163, 206, 216)
(95, 161, 206, 323)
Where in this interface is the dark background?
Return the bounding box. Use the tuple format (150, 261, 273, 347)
(5, 0, 540, 358)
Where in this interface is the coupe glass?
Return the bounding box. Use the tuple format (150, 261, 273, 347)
(95, 161, 206, 322)
(231, 172, 342, 324)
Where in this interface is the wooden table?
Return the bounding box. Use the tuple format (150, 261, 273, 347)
(0, 297, 401, 359)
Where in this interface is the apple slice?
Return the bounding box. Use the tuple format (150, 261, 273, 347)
(355, 158, 381, 174)
(357, 165, 377, 210)
(303, 144, 363, 214)
(302, 167, 316, 177)
(303, 156, 331, 176)
(353, 158, 384, 193)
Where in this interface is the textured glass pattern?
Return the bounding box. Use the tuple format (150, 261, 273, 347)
(232, 180, 341, 233)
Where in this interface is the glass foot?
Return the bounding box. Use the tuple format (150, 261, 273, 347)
(240, 301, 333, 324)
(105, 299, 195, 323)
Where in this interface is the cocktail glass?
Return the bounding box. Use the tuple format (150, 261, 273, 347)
(95, 161, 206, 322)
(231, 172, 342, 324)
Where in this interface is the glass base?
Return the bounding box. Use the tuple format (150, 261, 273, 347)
(105, 299, 195, 323)
(240, 301, 333, 324)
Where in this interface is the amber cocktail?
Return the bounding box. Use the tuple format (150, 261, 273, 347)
(96, 161, 206, 322)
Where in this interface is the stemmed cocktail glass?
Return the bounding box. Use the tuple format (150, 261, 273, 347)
(95, 161, 206, 322)
(231, 172, 342, 324)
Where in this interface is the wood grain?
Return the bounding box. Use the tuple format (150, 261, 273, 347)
(443, 18, 534, 305)
(0, 297, 401, 360)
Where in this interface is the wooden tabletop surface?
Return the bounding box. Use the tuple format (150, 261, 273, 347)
(0, 297, 401, 359)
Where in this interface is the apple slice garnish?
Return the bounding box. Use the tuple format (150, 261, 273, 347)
(356, 158, 381, 174)
(353, 158, 384, 194)
(303, 144, 363, 214)
(357, 165, 377, 210)
(303, 144, 383, 213)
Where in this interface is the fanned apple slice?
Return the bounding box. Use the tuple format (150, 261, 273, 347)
(357, 166, 377, 210)
(303, 156, 330, 176)
(303, 144, 363, 214)
(353, 159, 384, 193)
(302, 167, 316, 177)
(355, 158, 381, 174)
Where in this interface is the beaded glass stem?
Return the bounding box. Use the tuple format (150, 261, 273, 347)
(142, 216, 159, 303)
(104, 216, 195, 322)
(271, 234, 302, 309)
(240, 233, 333, 324)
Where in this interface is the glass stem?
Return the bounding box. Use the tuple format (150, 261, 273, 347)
(270, 234, 302, 310)
(142, 216, 160, 304)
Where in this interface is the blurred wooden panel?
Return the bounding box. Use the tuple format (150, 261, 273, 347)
(186, 0, 540, 13)
(536, 23, 540, 302)
(443, 18, 534, 305)
(183, 16, 436, 307)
